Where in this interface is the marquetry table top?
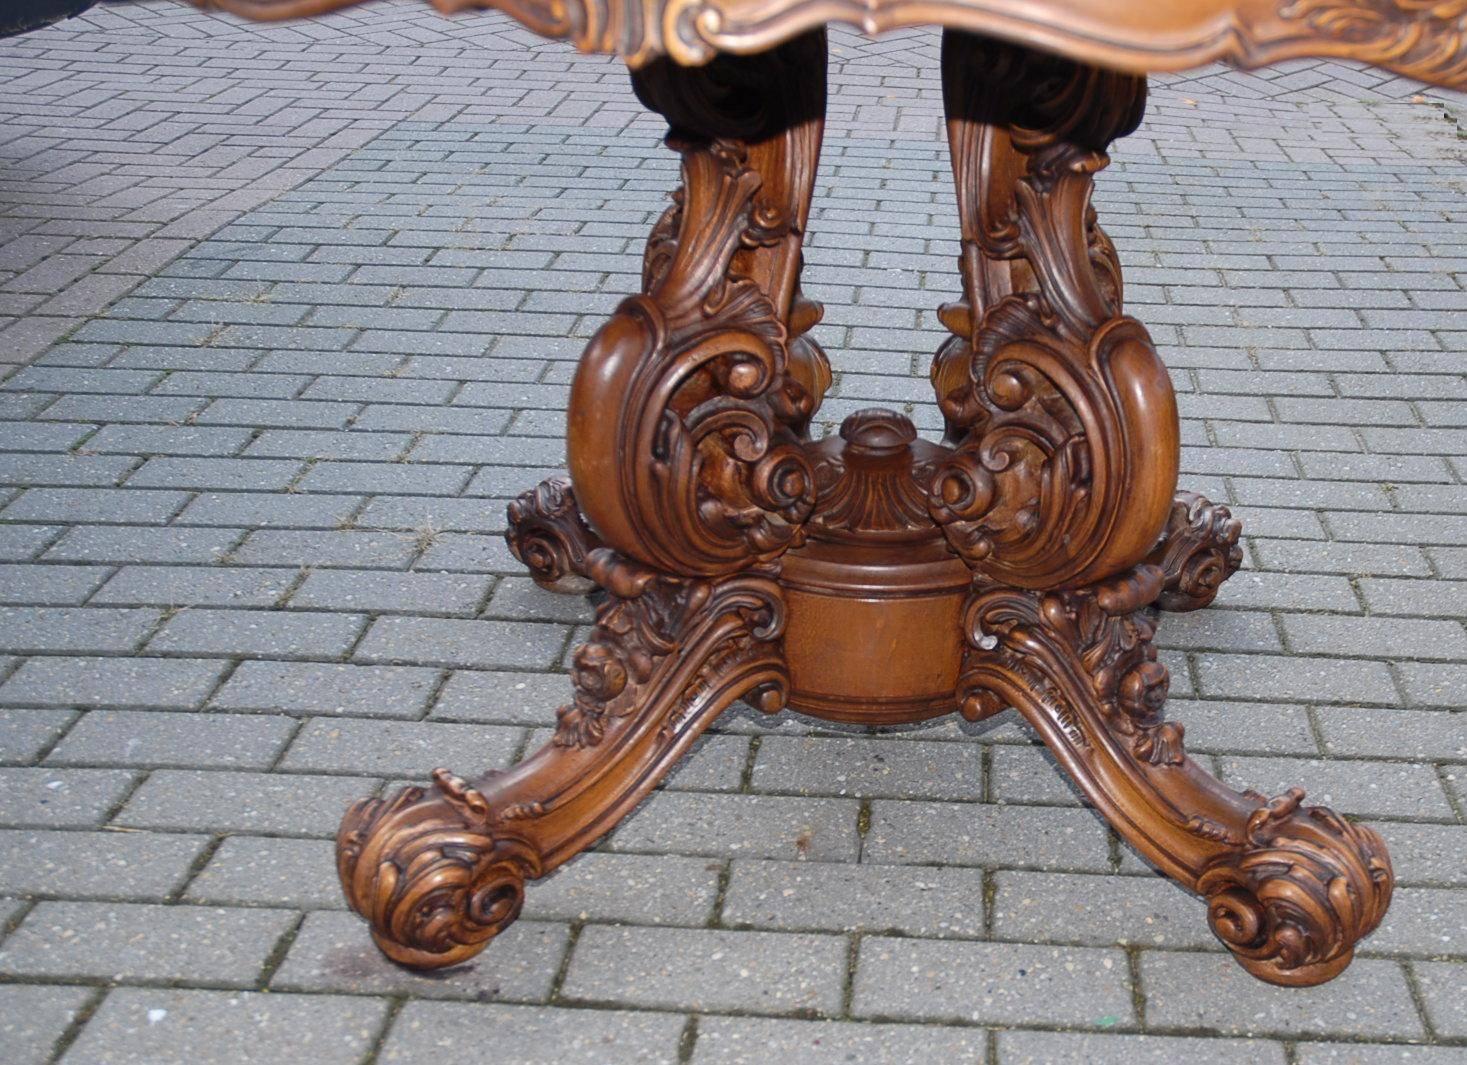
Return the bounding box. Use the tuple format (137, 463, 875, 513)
(198, 0, 1465, 86)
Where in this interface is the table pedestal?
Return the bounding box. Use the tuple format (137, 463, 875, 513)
(334, 28, 1393, 988)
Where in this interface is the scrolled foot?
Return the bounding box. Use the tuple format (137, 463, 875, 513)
(337, 769, 539, 970)
(929, 29, 1382, 988)
(1149, 490, 1243, 612)
(1197, 789, 1393, 987)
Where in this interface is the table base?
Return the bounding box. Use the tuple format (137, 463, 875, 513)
(332, 27, 1393, 989)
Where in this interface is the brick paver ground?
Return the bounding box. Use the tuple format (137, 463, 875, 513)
(0, 2, 1464, 1063)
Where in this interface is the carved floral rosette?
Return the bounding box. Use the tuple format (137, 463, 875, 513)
(554, 576, 709, 748)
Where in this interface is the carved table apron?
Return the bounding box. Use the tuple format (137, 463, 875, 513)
(195, 0, 1466, 988)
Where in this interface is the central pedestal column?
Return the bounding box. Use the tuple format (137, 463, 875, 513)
(782, 409, 969, 723)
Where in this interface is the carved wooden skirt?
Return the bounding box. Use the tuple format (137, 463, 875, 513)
(199, 0, 1466, 990)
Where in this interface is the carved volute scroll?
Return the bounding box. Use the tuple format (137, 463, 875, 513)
(337, 769, 542, 969)
(959, 566, 1393, 986)
(930, 32, 1180, 590)
(566, 30, 830, 579)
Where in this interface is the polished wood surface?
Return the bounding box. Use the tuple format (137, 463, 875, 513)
(181, 0, 1433, 993)
(194, 0, 1467, 87)
(783, 409, 972, 722)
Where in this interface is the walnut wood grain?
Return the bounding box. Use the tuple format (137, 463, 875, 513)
(783, 409, 971, 722)
(960, 565, 1392, 987)
(340, 478, 790, 968)
(1149, 489, 1246, 612)
(566, 33, 829, 578)
(192, 0, 1467, 89)
(930, 32, 1180, 590)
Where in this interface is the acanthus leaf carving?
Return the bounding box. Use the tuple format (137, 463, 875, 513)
(342, 473, 795, 970)
(554, 577, 707, 748)
(505, 475, 788, 751)
(960, 563, 1179, 766)
(807, 409, 946, 542)
(557, 570, 786, 747)
(956, 551, 1392, 986)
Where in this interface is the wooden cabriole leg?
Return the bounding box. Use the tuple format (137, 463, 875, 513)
(335, 30, 831, 970)
(935, 29, 1392, 987)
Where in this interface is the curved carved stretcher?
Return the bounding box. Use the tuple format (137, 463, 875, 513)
(188, 0, 1463, 990)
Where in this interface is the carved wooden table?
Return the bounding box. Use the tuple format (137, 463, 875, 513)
(199, 0, 1466, 988)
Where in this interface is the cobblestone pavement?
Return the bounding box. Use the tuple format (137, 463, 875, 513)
(0, 2, 1464, 1063)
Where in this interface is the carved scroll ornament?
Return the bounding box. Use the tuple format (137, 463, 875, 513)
(1199, 788, 1393, 984)
(1148, 490, 1246, 612)
(339, 477, 791, 969)
(565, 36, 829, 578)
(929, 41, 1180, 590)
(184, 2, 1405, 987)
(566, 142, 814, 575)
(337, 769, 540, 969)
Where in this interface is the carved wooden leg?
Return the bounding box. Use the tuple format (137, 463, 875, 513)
(935, 30, 1392, 987)
(336, 31, 829, 970)
(930, 32, 1177, 589)
(339, 479, 787, 968)
(960, 569, 1392, 987)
